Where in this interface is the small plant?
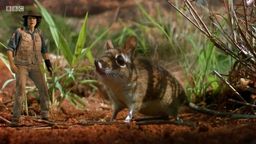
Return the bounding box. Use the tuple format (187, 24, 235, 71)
(0, 43, 15, 94)
(168, 0, 256, 110)
(0, 50, 15, 94)
(137, 2, 233, 103)
(35, 0, 108, 107)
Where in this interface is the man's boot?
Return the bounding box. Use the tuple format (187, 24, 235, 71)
(10, 117, 20, 127)
(40, 111, 49, 120)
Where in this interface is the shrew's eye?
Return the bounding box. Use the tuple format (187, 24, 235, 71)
(115, 54, 126, 67)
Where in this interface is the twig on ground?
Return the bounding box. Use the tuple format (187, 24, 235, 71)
(189, 102, 256, 119)
(32, 118, 56, 125)
(0, 116, 11, 124)
(213, 70, 246, 102)
(31, 126, 52, 129)
(136, 119, 196, 127)
(228, 99, 256, 108)
(78, 120, 124, 126)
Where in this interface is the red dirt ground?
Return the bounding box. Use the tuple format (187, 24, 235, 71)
(0, 92, 256, 144)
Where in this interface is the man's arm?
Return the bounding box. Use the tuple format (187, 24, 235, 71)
(40, 33, 52, 74)
(6, 29, 21, 73)
(43, 53, 53, 75)
(6, 50, 18, 73)
(42, 53, 50, 60)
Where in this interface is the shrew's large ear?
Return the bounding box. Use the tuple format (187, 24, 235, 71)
(123, 36, 137, 54)
(105, 40, 114, 50)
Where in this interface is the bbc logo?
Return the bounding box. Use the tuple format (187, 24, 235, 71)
(6, 6, 24, 12)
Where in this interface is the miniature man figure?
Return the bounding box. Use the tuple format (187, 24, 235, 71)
(6, 9, 52, 125)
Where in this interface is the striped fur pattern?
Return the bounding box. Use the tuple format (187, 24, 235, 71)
(94, 36, 187, 122)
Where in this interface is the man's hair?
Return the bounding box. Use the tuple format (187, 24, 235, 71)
(23, 17, 41, 28)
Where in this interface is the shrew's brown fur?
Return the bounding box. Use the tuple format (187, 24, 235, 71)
(95, 36, 187, 122)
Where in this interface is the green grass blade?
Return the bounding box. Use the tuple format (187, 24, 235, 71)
(72, 13, 89, 66)
(80, 79, 98, 84)
(137, 3, 175, 53)
(0, 41, 7, 49)
(83, 28, 109, 64)
(0, 78, 15, 93)
(68, 94, 86, 108)
(59, 34, 73, 65)
(36, 0, 74, 66)
(35, 0, 60, 48)
(0, 52, 15, 77)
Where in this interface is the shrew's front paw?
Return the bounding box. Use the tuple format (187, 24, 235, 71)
(124, 109, 134, 123)
(124, 115, 132, 123)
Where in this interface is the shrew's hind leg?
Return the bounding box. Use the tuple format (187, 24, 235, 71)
(124, 109, 134, 123)
(111, 104, 124, 121)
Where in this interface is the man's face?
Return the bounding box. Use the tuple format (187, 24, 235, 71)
(27, 16, 37, 28)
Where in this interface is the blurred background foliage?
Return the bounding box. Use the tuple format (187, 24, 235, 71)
(1, 0, 254, 111)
